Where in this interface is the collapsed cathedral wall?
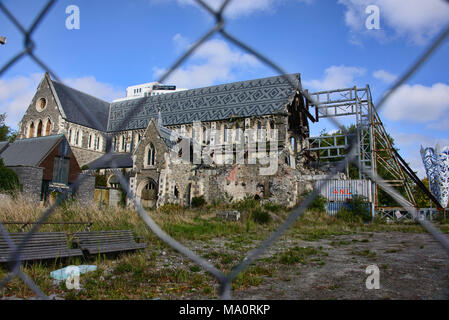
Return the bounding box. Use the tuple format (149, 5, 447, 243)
(157, 158, 321, 209)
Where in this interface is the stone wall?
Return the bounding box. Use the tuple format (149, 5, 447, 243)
(74, 173, 95, 206)
(155, 155, 322, 208)
(18, 75, 62, 140)
(9, 166, 44, 203)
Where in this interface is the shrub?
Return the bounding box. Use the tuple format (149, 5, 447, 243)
(306, 193, 327, 213)
(336, 207, 361, 223)
(251, 208, 271, 224)
(191, 196, 206, 208)
(337, 195, 371, 223)
(158, 203, 184, 214)
(263, 202, 284, 213)
(0, 158, 20, 194)
(233, 195, 259, 213)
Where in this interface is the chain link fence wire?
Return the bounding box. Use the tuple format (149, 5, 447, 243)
(1, 0, 449, 300)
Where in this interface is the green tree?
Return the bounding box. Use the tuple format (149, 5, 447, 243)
(0, 113, 17, 142)
(0, 158, 20, 194)
(413, 178, 431, 208)
(317, 125, 416, 207)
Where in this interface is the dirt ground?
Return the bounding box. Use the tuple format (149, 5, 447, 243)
(231, 232, 449, 300)
(2, 230, 448, 300)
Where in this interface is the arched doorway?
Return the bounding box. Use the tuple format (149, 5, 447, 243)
(108, 175, 121, 189)
(138, 179, 158, 209)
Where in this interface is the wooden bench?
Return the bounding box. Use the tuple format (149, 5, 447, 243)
(73, 230, 147, 255)
(0, 232, 83, 263)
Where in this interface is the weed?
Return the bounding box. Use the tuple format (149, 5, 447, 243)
(251, 208, 271, 224)
(279, 247, 318, 265)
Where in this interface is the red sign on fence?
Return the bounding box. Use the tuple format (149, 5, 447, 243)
(332, 188, 353, 196)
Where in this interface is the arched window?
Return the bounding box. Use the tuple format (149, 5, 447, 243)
(45, 119, 51, 136)
(96, 136, 101, 151)
(88, 134, 92, 149)
(235, 123, 240, 142)
(257, 121, 262, 140)
(68, 128, 72, 143)
(202, 127, 208, 144)
(270, 120, 275, 139)
(75, 130, 80, 146)
(29, 122, 35, 138)
(223, 125, 228, 143)
(113, 136, 117, 151)
(121, 135, 127, 152)
(147, 143, 155, 166)
(145, 182, 156, 190)
(37, 120, 43, 137)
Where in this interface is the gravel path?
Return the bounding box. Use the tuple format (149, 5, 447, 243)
(233, 232, 449, 300)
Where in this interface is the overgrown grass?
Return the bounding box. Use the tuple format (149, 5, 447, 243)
(1, 197, 448, 299)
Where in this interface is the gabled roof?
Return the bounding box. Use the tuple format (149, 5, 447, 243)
(107, 74, 300, 132)
(51, 80, 110, 132)
(0, 141, 9, 154)
(86, 153, 133, 169)
(0, 135, 65, 167)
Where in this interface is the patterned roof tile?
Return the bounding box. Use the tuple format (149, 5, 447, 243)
(107, 74, 299, 132)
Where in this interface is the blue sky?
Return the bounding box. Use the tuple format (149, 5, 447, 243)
(1, 0, 449, 178)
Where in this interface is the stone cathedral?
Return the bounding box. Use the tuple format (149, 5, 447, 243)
(17, 73, 326, 208)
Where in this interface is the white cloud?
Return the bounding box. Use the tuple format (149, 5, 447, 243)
(0, 73, 43, 129)
(0, 74, 123, 130)
(373, 69, 397, 84)
(383, 83, 449, 124)
(303, 65, 366, 91)
(393, 132, 449, 149)
(338, 0, 449, 45)
(63, 76, 124, 102)
(391, 131, 449, 178)
(154, 34, 261, 88)
(156, 0, 312, 18)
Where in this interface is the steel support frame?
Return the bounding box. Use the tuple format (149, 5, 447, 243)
(307, 86, 417, 213)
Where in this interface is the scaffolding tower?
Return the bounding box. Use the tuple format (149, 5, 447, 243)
(306, 85, 426, 211)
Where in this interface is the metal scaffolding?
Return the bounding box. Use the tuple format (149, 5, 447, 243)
(307, 86, 420, 211)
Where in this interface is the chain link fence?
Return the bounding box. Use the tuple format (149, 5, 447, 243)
(1, 0, 449, 300)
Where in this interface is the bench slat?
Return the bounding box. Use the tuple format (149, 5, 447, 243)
(74, 230, 146, 255)
(0, 249, 83, 262)
(0, 232, 83, 263)
(86, 244, 147, 255)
